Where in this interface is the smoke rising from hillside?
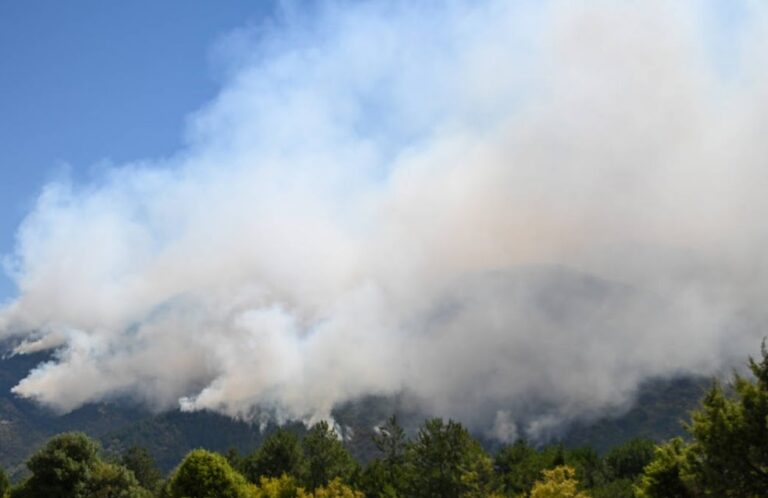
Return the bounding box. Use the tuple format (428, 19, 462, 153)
(2, 0, 768, 439)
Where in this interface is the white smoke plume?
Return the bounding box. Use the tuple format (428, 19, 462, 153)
(2, 0, 768, 439)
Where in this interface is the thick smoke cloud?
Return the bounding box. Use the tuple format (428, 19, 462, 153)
(2, 0, 768, 440)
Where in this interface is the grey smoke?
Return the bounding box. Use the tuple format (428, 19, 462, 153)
(1, 0, 767, 440)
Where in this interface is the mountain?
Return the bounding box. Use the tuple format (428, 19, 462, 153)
(0, 349, 706, 480)
(0, 266, 716, 478)
(560, 375, 708, 453)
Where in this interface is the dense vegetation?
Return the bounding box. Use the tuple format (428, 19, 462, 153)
(0, 344, 766, 497)
(0, 349, 707, 479)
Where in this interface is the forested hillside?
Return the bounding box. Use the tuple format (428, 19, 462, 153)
(0, 345, 766, 497)
(0, 269, 714, 479)
(0, 349, 706, 480)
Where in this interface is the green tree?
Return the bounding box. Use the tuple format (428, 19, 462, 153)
(253, 474, 305, 498)
(683, 345, 768, 496)
(120, 446, 162, 492)
(242, 429, 304, 483)
(311, 478, 363, 498)
(251, 475, 364, 498)
(358, 460, 398, 498)
(590, 478, 635, 498)
(301, 422, 356, 490)
(564, 447, 604, 488)
(22, 432, 100, 498)
(225, 448, 244, 470)
(602, 438, 655, 481)
(529, 465, 589, 498)
(635, 438, 693, 498)
(373, 416, 407, 478)
(8, 482, 31, 498)
(494, 440, 560, 495)
(406, 418, 493, 498)
(365, 415, 407, 497)
(637, 342, 768, 497)
(0, 467, 9, 498)
(84, 461, 152, 498)
(168, 449, 254, 498)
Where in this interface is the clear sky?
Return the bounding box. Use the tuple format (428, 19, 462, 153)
(0, 1, 278, 301)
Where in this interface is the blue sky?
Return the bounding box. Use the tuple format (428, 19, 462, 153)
(0, 1, 278, 300)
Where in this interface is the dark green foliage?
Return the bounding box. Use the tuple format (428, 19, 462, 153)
(23, 432, 100, 498)
(494, 438, 646, 496)
(372, 415, 407, 494)
(11, 432, 152, 498)
(224, 447, 242, 469)
(359, 415, 408, 497)
(120, 445, 162, 492)
(84, 461, 151, 498)
(590, 478, 635, 498)
(168, 449, 252, 498)
(104, 410, 276, 473)
(0, 467, 9, 497)
(636, 438, 693, 498)
(373, 416, 407, 476)
(551, 444, 565, 467)
(494, 440, 559, 495)
(406, 418, 493, 498)
(302, 421, 356, 490)
(638, 341, 768, 497)
(683, 342, 768, 496)
(603, 437, 655, 480)
(564, 446, 605, 488)
(8, 481, 32, 498)
(358, 459, 398, 498)
(241, 428, 304, 483)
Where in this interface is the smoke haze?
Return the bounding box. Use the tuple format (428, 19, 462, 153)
(2, 0, 768, 440)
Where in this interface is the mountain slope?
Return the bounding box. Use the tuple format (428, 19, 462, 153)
(0, 349, 705, 477)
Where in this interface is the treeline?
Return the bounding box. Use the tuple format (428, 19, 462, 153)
(1, 344, 767, 497)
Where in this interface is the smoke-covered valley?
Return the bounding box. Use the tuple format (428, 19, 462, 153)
(1, 0, 767, 442)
